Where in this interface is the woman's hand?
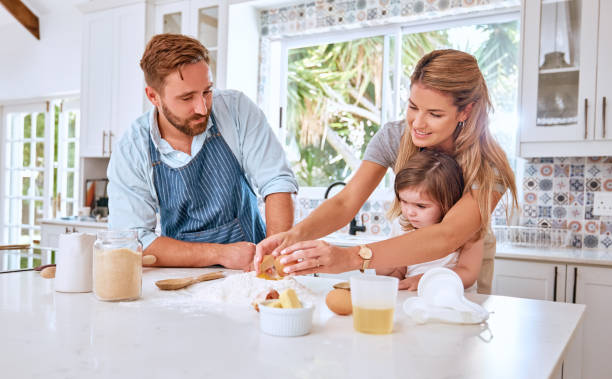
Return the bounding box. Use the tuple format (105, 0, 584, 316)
(277, 240, 360, 275)
(254, 230, 301, 274)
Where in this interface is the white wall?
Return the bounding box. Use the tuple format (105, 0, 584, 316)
(0, 5, 82, 103)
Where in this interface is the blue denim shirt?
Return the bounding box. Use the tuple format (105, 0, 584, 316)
(107, 89, 298, 249)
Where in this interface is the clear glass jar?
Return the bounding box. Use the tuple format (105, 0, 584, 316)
(93, 230, 142, 301)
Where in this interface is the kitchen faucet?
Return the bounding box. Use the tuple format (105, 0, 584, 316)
(324, 181, 366, 235)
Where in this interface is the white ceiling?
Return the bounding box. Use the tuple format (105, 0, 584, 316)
(0, 0, 79, 27)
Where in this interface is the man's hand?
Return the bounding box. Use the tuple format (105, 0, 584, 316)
(219, 242, 256, 271)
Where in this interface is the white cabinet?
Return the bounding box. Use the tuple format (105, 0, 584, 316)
(519, 0, 612, 156)
(155, 0, 226, 88)
(566, 265, 612, 379)
(493, 259, 566, 301)
(79, 3, 147, 157)
(494, 258, 612, 379)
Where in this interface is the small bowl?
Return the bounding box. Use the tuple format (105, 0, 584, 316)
(258, 300, 314, 337)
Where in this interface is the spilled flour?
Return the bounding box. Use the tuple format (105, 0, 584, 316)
(119, 271, 319, 319)
(193, 271, 317, 306)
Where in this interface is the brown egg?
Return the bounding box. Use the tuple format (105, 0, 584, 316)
(325, 289, 352, 316)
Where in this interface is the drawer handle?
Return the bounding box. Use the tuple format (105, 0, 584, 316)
(572, 267, 578, 304)
(584, 98, 588, 139)
(553, 266, 558, 302)
(603, 96, 607, 138)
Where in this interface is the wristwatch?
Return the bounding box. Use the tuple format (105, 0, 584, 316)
(357, 245, 372, 273)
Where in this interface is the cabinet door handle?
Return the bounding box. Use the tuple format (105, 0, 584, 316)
(109, 132, 114, 155)
(553, 266, 558, 302)
(572, 267, 578, 304)
(102, 131, 107, 155)
(584, 98, 588, 139)
(603, 96, 607, 138)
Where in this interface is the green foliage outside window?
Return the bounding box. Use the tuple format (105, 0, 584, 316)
(286, 21, 519, 186)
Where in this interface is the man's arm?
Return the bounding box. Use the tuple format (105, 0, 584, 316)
(264, 193, 294, 237)
(145, 237, 255, 270)
(234, 91, 299, 204)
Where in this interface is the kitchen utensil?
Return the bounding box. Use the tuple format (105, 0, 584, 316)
(350, 275, 398, 334)
(259, 300, 314, 337)
(332, 281, 350, 290)
(41, 266, 56, 278)
(93, 230, 143, 301)
(155, 271, 225, 290)
(55, 232, 96, 293)
(34, 263, 56, 271)
(403, 267, 489, 324)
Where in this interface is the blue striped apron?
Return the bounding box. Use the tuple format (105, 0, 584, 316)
(148, 112, 266, 244)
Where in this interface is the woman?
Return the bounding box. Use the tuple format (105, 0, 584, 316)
(255, 49, 517, 293)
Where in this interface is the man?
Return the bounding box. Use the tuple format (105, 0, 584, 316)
(108, 34, 297, 270)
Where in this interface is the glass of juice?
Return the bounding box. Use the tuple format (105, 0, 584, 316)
(350, 275, 399, 334)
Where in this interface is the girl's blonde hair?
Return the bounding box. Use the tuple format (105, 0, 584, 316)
(390, 150, 464, 230)
(392, 49, 518, 238)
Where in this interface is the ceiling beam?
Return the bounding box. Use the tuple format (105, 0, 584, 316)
(0, 0, 40, 40)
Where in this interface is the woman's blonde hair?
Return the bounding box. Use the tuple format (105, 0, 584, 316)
(390, 150, 464, 231)
(392, 49, 518, 238)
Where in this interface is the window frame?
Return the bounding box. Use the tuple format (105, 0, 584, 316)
(272, 7, 521, 190)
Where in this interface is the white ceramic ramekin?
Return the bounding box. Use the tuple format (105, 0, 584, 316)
(258, 301, 314, 337)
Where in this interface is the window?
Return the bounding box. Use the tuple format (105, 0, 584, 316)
(279, 13, 520, 187)
(1, 99, 80, 245)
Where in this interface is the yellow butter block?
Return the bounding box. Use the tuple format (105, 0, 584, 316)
(279, 288, 302, 309)
(269, 300, 283, 308)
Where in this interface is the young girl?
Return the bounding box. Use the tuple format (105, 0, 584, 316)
(376, 150, 482, 291)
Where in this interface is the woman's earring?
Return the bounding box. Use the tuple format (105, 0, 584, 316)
(457, 121, 465, 128)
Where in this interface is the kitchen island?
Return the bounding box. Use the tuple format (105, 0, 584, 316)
(0, 268, 584, 379)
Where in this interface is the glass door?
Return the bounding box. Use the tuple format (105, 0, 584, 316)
(191, 1, 219, 83)
(521, 0, 598, 142)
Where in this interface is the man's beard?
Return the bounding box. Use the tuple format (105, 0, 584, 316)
(160, 102, 209, 137)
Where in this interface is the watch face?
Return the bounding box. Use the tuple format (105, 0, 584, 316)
(360, 246, 372, 259)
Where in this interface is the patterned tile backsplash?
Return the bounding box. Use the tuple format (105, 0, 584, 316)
(493, 157, 612, 250)
(270, 157, 612, 250)
(258, 157, 612, 249)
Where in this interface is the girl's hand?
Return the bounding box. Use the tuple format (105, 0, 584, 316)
(398, 273, 424, 291)
(277, 240, 359, 275)
(254, 230, 301, 274)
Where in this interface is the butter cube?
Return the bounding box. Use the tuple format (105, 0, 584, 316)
(269, 300, 283, 308)
(279, 289, 302, 309)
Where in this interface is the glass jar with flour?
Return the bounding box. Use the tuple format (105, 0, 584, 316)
(93, 230, 142, 301)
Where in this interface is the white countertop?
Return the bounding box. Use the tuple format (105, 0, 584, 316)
(40, 217, 108, 228)
(0, 268, 584, 379)
(495, 244, 612, 266)
(324, 233, 612, 266)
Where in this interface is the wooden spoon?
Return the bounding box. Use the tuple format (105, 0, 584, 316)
(155, 271, 225, 290)
(333, 281, 350, 290)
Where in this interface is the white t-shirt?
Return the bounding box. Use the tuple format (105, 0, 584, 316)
(392, 221, 476, 292)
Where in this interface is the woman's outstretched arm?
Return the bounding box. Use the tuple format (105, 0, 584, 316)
(277, 189, 502, 275)
(254, 161, 386, 271)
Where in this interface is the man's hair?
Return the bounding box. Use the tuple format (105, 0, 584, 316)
(140, 33, 209, 92)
